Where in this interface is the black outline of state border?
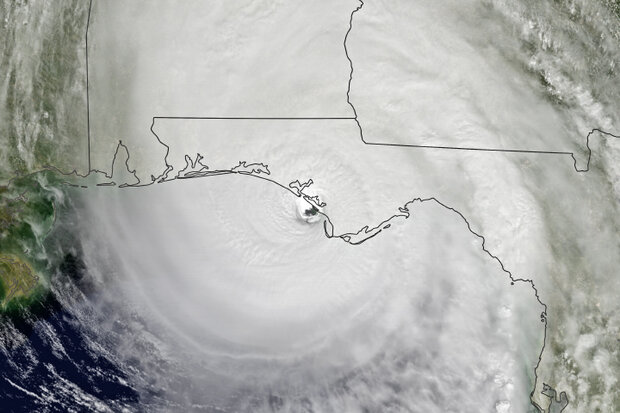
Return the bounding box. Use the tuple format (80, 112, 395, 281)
(341, 1, 619, 175)
(82, 0, 618, 179)
(74, 2, 619, 413)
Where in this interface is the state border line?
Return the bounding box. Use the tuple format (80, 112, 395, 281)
(343, 0, 618, 174)
(81, 3, 617, 413)
(85, 0, 93, 171)
(84, 0, 618, 180)
(152, 117, 355, 120)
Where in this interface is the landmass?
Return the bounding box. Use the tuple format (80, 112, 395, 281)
(0, 172, 60, 309)
(0, 254, 39, 307)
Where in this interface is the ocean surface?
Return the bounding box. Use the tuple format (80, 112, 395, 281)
(1, 1, 619, 412)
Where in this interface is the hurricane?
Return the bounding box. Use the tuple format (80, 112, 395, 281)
(0, 1, 619, 412)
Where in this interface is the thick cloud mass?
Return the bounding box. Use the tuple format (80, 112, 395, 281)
(77, 174, 543, 411)
(1, 0, 617, 411)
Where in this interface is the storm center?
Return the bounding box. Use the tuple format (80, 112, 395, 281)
(295, 196, 324, 224)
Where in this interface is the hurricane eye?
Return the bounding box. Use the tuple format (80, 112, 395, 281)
(304, 206, 318, 216)
(295, 196, 324, 224)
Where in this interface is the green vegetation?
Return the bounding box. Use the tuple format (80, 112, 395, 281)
(0, 1, 89, 309)
(604, 0, 620, 19)
(0, 171, 61, 309)
(0, 0, 89, 181)
(0, 254, 38, 306)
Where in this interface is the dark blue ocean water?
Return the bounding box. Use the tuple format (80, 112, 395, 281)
(0, 295, 140, 413)
(0, 247, 141, 413)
